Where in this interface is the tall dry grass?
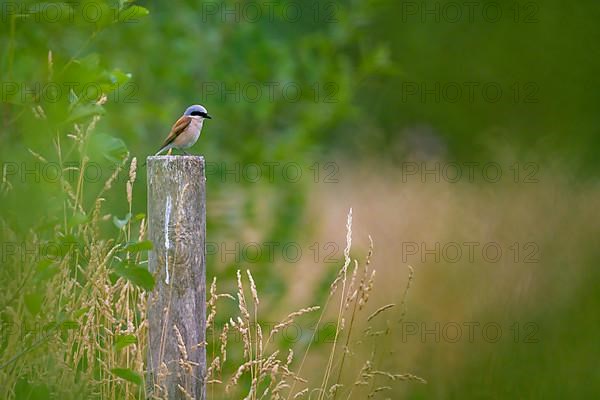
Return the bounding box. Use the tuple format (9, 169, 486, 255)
(0, 113, 148, 399)
(293, 157, 600, 397)
(197, 208, 424, 399)
(0, 116, 425, 399)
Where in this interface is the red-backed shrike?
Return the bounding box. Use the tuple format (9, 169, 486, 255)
(155, 104, 212, 155)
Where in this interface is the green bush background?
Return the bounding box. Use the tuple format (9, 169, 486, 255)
(1, 0, 599, 398)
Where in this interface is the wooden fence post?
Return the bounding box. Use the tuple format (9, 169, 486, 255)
(147, 155, 206, 400)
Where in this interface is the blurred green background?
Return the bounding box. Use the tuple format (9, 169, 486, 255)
(1, 0, 599, 398)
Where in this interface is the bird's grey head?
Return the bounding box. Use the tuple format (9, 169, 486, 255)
(183, 104, 212, 119)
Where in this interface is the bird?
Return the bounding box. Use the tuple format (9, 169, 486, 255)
(155, 104, 212, 156)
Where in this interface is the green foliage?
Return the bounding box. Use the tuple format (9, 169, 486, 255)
(119, 239, 152, 253)
(111, 368, 143, 386)
(1, 0, 599, 399)
(114, 334, 138, 351)
(113, 260, 155, 291)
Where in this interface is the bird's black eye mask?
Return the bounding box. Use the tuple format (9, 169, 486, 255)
(190, 111, 211, 118)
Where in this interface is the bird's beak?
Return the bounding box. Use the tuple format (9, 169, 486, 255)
(205, 114, 212, 119)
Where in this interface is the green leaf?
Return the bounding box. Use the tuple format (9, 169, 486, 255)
(25, 292, 44, 315)
(57, 233, 78, 243)
(109, 68, 132, 85)
(99, 68, 132, 93)
(113, 263, 155, 291)
(134, 213, 146, 221)
(43, 321, 57, 332)
(66, 104, 105, 123)
(88, 133, 129, 163)
(118, 6, 150, 23)
(68, 88, 79, 105)
(121, 240, 153, 253)
(69, 212, 88, 227)
(73, 307, 90, 319)
(78, 53, 100, 69)
(46, 233, 80, 258)
(59, 320, 80, 330)
(111, 368, 143, 385)
(114, 334, 138, 351)
(113, 213, 132, 229)
(34, 259, 59, 282)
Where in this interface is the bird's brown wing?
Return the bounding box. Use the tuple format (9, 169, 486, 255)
(160, 115, 192, 148)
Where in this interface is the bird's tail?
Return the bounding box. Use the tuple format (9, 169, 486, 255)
(154, 144, 172, 156)
(141, 145, 171, 167)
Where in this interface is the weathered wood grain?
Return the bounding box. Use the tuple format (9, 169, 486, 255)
(147, 155, 206, 400)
